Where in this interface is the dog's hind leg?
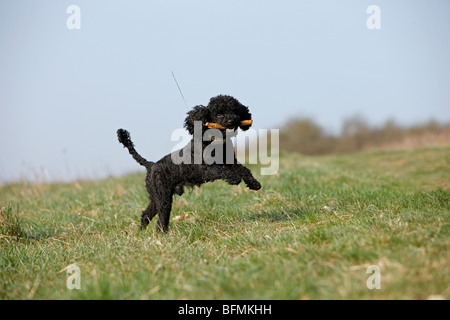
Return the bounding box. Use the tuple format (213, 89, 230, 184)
(155, 193, 173, 232)
(140, 200, 157, 229)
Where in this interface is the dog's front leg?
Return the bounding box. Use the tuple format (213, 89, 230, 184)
(201, 164, 241, 185)
(232, 164, 261, 190)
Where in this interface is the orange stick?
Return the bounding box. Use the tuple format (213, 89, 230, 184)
(205, 120, 252, 129)
(240, 120, 253, 126)
(205, 122, 227, 129)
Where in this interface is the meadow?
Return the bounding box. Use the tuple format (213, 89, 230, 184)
(0, 146, 449, 299)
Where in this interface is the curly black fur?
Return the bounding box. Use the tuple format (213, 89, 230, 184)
(117, 95, 261, 232)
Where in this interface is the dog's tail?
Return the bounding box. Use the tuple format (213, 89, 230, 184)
(117, 129, 154, 169)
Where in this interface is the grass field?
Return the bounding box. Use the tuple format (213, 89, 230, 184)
(0, 147, 449, 299)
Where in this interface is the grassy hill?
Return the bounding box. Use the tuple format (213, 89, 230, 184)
(1, 147, 449, 299)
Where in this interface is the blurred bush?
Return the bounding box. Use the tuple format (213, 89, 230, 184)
(279, 116, 450, 155)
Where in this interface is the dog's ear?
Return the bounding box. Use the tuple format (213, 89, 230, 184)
(239, 105, 252, 131)
(184, 105, 210, 135)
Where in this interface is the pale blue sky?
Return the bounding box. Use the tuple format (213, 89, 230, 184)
(1, 0, 449, 183)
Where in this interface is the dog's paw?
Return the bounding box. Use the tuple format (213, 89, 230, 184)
(247, 180, 262, 191)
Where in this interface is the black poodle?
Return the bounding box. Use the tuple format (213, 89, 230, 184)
(117, 95, 261, 232)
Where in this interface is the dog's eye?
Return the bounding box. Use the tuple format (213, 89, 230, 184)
(216, 114, 223, 118)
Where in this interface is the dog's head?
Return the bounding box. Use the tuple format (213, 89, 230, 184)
(184, 95, 252, 135)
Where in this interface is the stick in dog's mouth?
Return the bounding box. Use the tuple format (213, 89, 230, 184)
(205, 120, 252, 130)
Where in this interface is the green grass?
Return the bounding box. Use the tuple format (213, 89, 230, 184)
(1, 147, 449, 299)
